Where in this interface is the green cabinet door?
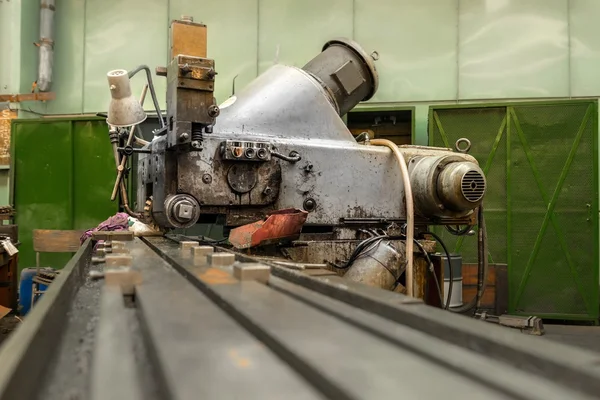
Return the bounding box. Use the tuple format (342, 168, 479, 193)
(430, 101, 599, 321)
(12, 118, 118, 270)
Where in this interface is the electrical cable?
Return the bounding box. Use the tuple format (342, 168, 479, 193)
(127, 65, 166, 129)
(476, 205, 488, 309)
(445, 225, 473, 236)
(331, 234, 408, 270)
(369, 139, 415, 297)
(422, 230, 453, 310)
(410, 239, 444, 307)
(446, 205, 488, 313)
(7, 106, 46, 116)
(331, 235, 387, 270)
(333, 234, 446, 308)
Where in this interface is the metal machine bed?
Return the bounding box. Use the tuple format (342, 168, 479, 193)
(0, 236, 599, 400)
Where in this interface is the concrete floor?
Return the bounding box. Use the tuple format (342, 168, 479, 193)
(543, 324, 600, 352)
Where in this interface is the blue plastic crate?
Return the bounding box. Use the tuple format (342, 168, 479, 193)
(19, 268, 49, 316)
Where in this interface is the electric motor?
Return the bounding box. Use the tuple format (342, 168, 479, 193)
(408, 154, 486, 218)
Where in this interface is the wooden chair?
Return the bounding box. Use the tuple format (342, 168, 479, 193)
(31, 229, 83, 308)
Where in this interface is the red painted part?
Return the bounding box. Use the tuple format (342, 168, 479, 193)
(229, 208, 308, 249)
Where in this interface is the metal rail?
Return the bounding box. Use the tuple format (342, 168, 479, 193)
(0, 237, 599, 400)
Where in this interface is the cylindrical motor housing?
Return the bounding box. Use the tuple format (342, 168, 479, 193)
(344, 240, 405, 290)
(409, 154, 486, 218)
(302, 38, 378, 116)
(437, 161, 486, 212)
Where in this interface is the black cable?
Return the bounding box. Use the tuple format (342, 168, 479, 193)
(332, 234, 446, 307)
(422, 230, 453, 310)
(445, 225, 473, 236)
(410, 239, 444, 307)
(331, 234, 407, 270)
(446, 205, 488, 313)
(127, 65, 166, 129)
(7, 105, 46, 116)
(330, 235, 386, 270)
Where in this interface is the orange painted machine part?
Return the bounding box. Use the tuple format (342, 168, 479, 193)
(229, 208, 308, 249)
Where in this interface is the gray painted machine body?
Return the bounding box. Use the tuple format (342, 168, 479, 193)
(137, 40, 484, 229)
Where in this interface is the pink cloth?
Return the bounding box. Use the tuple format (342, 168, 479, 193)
(80, 212, 129, 245)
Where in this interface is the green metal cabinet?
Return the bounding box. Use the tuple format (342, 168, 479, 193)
(11, 118, 118, 270)
(429, 101, 599, 321)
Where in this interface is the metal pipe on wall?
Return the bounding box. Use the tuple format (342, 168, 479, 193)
(37, 0, 55, 92)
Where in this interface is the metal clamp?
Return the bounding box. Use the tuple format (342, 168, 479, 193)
(455, 138, 471, 153)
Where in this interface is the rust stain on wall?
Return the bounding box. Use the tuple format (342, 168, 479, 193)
(0, 110, 16, 166)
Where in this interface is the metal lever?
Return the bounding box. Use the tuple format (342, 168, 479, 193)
(272, 151, 301, 163)
(117, 146, 152, 156)
(110, 84, 148, 202)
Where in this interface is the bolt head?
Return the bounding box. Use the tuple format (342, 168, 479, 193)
(207, 105, 220, 118)
(263, 187, 272, 195)
(202, 174, 212, 184)
(176, 203, 193, 219)
(303, 198, 316, 211)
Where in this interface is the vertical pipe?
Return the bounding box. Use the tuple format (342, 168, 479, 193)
(38, 0, 55, 92)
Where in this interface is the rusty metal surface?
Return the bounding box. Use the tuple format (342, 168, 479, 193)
(0, 93, 55, 102)
(0, 110, 16, 165)
(177, 150, 281, 208)
(229, 209, 308, 249)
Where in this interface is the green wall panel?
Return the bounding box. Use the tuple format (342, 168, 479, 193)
(354, 0, 459, 102)
(258, 0, 353, 74)
(430, 101, 599, 321)
(83, 0, 168, 113)
(44, 0, 86, 115)
(13, 121, 73, 269)
(569, 0, 600, 97)
(0, 0, 20, 95)
(169, 0, 259, 104)
(12, 118, 118, 270)
(458, 0, 569, 99)
(0, 171, 10, 206)
(8, 0, 600, 115)
(73, 120, 119, 228)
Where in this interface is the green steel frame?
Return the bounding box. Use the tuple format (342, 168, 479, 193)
(428, 100, 599, 321)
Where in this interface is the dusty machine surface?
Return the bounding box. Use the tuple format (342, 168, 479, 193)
(0, 236, 599, 400)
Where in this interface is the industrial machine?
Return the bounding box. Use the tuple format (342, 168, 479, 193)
(106, 19, 487, 301)
(0, 19, 598, 400)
